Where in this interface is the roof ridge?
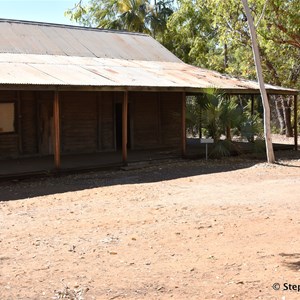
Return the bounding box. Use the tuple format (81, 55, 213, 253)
(0, 18, 149, 37)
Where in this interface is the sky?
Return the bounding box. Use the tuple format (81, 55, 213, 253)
(0, 0, 80, 25)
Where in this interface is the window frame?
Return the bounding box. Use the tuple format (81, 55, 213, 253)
(0, 100, 17, 134)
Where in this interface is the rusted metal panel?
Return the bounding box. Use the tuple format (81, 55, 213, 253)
(10, 22, 51, 55)
(53, 27, 93, 56)
(0, 23, 19, 53)
(0, 19, 180, 62)
(38, 26, 74, 56)
(0, 53, 297, 94)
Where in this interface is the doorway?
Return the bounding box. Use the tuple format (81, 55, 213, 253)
(115, 103, 131, 150)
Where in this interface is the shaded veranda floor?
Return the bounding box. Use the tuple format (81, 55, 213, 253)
(0, 148, 180, 179)
(0, 138, 296, 179)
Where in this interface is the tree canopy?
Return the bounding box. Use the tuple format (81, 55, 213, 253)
(65, 0, 174, 41)
(165, 0, 300, 89)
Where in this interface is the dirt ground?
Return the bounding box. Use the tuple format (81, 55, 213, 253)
(1, 149, 300, 300)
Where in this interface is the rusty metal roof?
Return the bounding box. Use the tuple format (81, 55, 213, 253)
(0, 19, 180, 62)
(0, 19, 297, 94)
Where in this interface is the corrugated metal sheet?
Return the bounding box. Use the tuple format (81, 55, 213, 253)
(0, 53, 296, 93)
(0, 19, 180, 62)
(0, 19, 297, 94)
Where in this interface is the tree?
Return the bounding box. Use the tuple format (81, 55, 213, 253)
(165, 0, 222, 69)
(241, 0, 275, 163)
(167, 0, 299, 138)
(167, 0, 299, 88)
(65, 0, 174, 43)
(150, 0, 174, 41)
(187, 89, 264, 157)
(66, 0, 150, 32)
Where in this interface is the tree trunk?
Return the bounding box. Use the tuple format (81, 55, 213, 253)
(275, 96, 286, 135)
(199, 106, 202, 139)
(224, 43, 229, 70)
(226, 125, 232, 140)
(283, 96, 293, 137)
(241, 0, 275, 163)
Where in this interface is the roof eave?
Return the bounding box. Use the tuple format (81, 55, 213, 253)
(0, 84, 298, 95)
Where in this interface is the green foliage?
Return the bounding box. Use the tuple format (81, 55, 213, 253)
(239, 111, 264, 142)
(209, 139, 237, 158)
(187, 89, 265, 157)
(165, 0, 300, 90)
(198, 89, 245, 141)
(165, 0, 224, 70)
(65, 0, 174, 43)
(251, 138, 266, 154)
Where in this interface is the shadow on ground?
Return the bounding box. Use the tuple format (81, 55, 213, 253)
(279, 253, 300, 272)
(0, 157, 258, 201)
(1, 150, 298, 201)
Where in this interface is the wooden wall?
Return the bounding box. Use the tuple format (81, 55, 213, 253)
(131, 91, 182, 149)
(99, 92, 114, 151)
(131, 92, 160, 149)
(61, 92, 98, 153)
(0, 134, 19, 158)
(160, 92, 182, 147)
(0, 90, 55, 158)
(20, 91, 38, 154)
(0, 90, 183, 159)
(60, 91, 115, 153)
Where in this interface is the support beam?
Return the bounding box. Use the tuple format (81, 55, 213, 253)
(182, 92, 186, 157)
(122, 91, 128, 164)
(53, 91, 61, 169)
(294, 94, 298, 151)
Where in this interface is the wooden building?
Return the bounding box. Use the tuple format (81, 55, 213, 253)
(0, 90, 183, 159)
(0, 19, 298, 177)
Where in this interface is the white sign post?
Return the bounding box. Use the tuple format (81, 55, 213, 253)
(200, 138, 214, 160)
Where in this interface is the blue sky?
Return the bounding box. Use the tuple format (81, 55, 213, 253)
(0, 0, 79, 25)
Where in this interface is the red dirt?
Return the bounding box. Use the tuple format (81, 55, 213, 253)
(1, 150, 300, 300)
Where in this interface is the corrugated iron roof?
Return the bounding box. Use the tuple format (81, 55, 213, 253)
(0, 19, 180, 62)
(0, 19, 297, 94)
(0, 53, 296, 94)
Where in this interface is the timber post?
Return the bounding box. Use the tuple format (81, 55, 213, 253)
(294, 94, 298, 151)
(53, 90, 61, 169)
(122, 91, 128, 164)
(182, 92, 186, 157)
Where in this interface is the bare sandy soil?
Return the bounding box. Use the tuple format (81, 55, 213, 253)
(1, 150, 300, 300)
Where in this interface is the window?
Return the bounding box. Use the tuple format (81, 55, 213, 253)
(0, 103, 15, 133)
